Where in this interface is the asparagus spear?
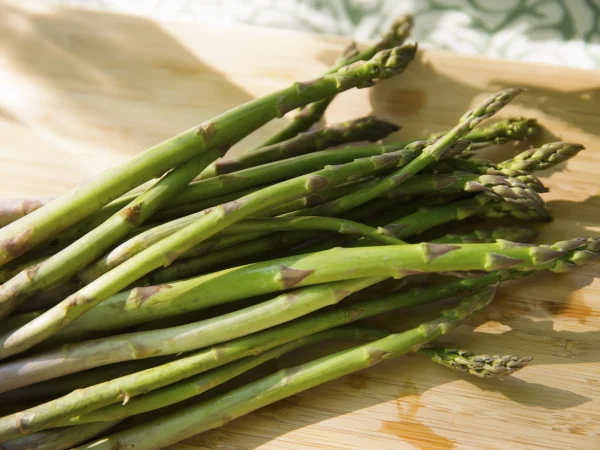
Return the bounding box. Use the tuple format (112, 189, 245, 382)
(61, 327, 388, 426)
(256, 15, 413, 148)
(1, 237, 597, 391)
(420, 347, 533, 378)
(0, 43, 417, 269)
(0, 152, 220, 319)
(498, 142, 585, 171)
(71, 288, 495, 450)
(199, 116, 400, 179)
(0, 133, 421, 359)
(284, 88, 524, 218)
(434, 142, 584, 175)
(430, 117, 538, 147)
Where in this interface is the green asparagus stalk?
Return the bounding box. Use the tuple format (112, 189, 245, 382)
(0, 43, 417, 269)
(0, 135, 421, 359)
(256, 15, 413, 148)
(431, 117, 538, 145)
(61, 327, 388, 426)
(71, 288, 494, 450)
(434, 142, 584, 175)
(199, 116, 400, 179)
(0, 152, 220, 319)
(2, 237, 598, 391)
(420, 346, 533, 378)
(498, 142, 585, 171)
(383, 172, 547, 200)
(0, 421, 120, 450)
(285, 88, 524, 218)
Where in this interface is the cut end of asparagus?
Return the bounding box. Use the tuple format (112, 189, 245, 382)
(498, 142, 585, 172)
(424, 347, 533, 378)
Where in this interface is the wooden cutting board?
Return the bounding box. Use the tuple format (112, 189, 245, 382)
(1, 1, 599, 449)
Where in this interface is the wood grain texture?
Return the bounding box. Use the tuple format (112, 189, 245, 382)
(1, 1, 599, 449)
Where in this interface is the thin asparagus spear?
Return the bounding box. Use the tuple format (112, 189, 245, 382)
(1, 237, 597, 391)
(0, 129, 421, 359)
(498, 142, 585, 171)
(285, 88, 524, 218)
(383, 171, 547, 198)
(256, 15, 413, 148)
(72, 288, 495, 450)
(62, 327, 387, 426)
(199, 116, 400, 179)
(420, 346, 532, 378)
(0, 421, 120, 450)
(0, 43, 417, 269)
(0, 152, 220, 319)
(433, 142, 584, 175)
(430, 117, 538, 146)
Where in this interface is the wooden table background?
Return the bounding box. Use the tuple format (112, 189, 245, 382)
(1, 1, 599, 449)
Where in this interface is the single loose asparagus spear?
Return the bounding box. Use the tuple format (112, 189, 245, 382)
(430, 117, 538, 146)
(0, 152, 220, 319)
(498, 142, 585, 171)
(434, 142, 584, 175)
(61, 327, 388, 426)
(2, 237, 598, 389)
(0, 43, 417, 268)
(420, 347, 532, 378)
(286, 88, 524, 218)
(256, 15, 413, 148)
(72, 288, 495, 450)
(199, 116, 400, 179)
(0, 135, 421, 359)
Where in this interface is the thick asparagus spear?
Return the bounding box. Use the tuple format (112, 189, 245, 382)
(256, 15, 413, 148)
(72, 288, 495, 450)
(199, 116, 400, 179)
(420, 347, 532, 378)
(285, 88, 524, 218)
(0, 134, 421, 359)
(0, 43, 416, 269)
(61, 327, 387, 426)
(1, 237, 597, 391)
(0, 152, 220, 319)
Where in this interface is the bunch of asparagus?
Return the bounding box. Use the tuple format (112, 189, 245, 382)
(0, 15, 596, 450)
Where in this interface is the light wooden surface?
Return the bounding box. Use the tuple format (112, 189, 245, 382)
(1, 1, 599, 449)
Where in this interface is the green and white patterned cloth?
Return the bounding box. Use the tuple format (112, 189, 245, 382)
(47, 0, 600, 69)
